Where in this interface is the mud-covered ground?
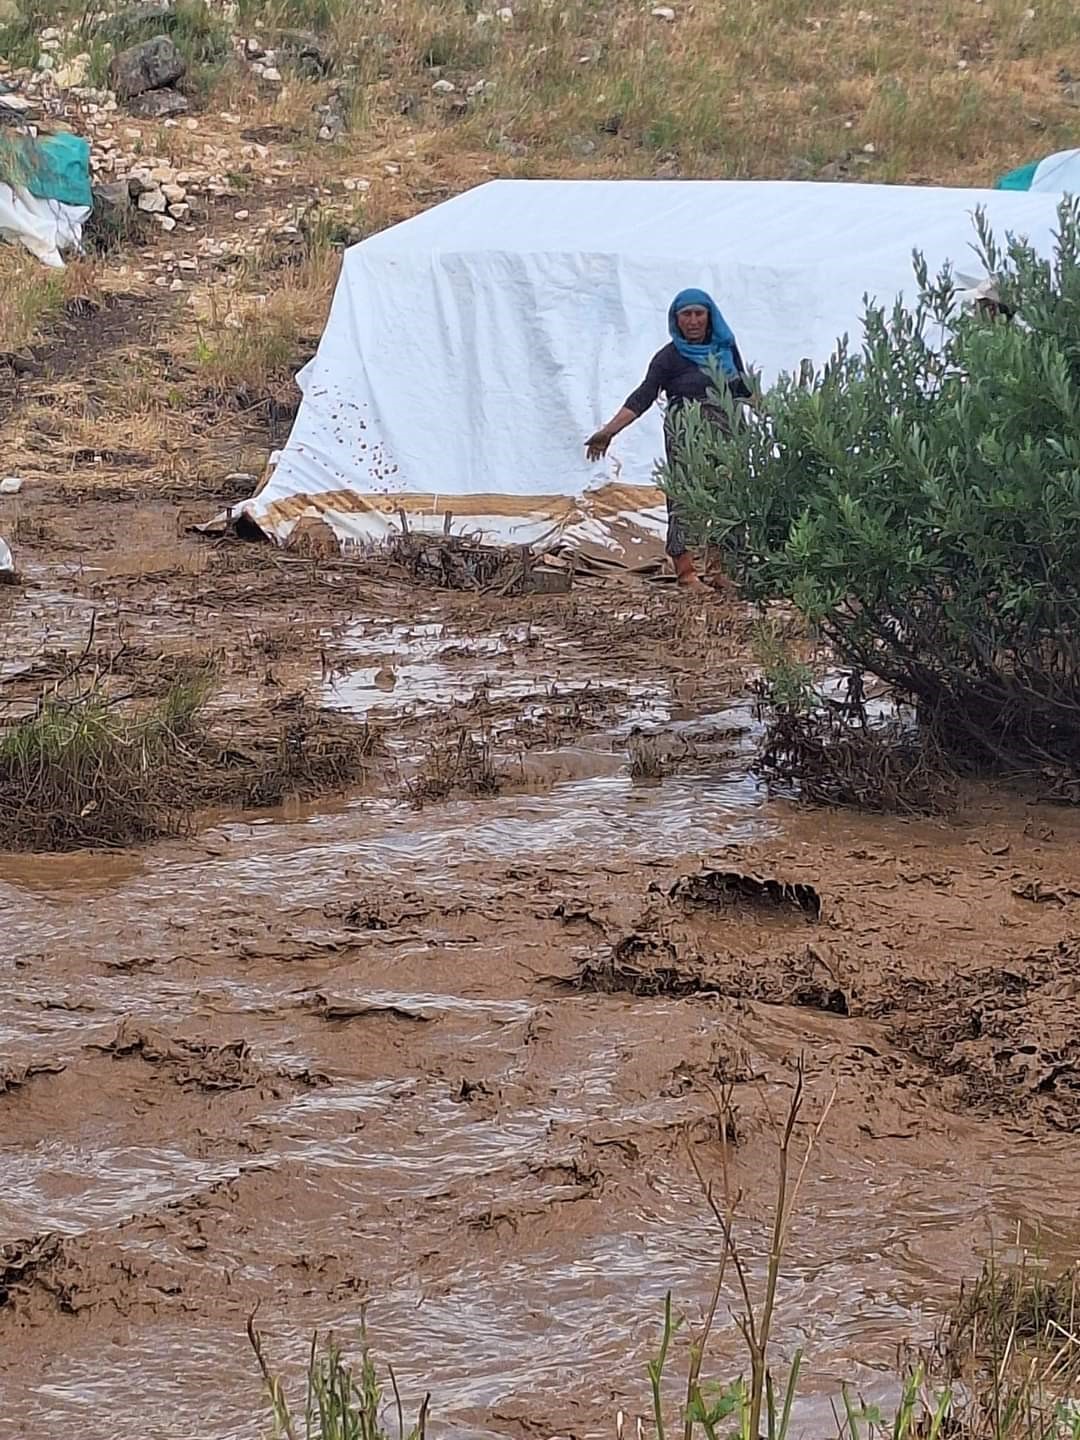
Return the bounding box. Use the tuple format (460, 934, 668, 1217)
(3, 487, 1080, 1440)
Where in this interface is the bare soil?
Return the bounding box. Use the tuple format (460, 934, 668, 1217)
(3, 487, 1080, 1439)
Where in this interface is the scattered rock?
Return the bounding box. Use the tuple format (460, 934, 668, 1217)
(432, 78, 456, 94)
(260, 66, 282, 83)
(136, 186, 167, 213)
(100, 0, 175, 43)
(651, 6, 677, 18)
(315, 91, 347, 141)
(274, 28, 332, 76)
(0, 91, 35, 116)
(111, 35, 186, 100)
(130, 87, 189, 117)
(497, 6, 514, 20)
(0, 477, 24, 495)
(54, 55, 91, 88)
(93, 179, 133, 213)
(161, 181, 186, 203)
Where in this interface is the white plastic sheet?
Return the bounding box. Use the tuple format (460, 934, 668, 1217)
(1030, 149, 1080, 194)
(0, 181, 90, 267)
(232, 179, 1065, 563)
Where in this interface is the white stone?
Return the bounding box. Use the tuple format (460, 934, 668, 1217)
(178, 258, 198, 271)
(37, 53, 55, 70)
(0, 477, 24, 495)
(651, 5, 676, 18)
(862, 141, 876, 153)
(137, 188, 167, 213)
(245, 36, 264, 56)
(55, 55, 90, 86)
(170, 278, 185, 291)
(162, 182, 186, 203)
(40, 26, 60, 39)
(158, 214, 176, 231)
(184, 118, 198, 130)
(432, 78, 456, 94)
(168, 202, 190, 219)
(467, 79, 487, 96)
(497, 6, 513, 20)
(149, 165, 175, 184)
(234, 208, 250, 220)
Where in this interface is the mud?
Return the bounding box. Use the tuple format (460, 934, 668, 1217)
(3, 490, 1080, 1440)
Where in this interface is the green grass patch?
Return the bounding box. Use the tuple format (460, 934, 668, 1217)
(0, 669, 381, 852)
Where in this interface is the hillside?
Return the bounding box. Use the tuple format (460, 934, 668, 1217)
(1, 0, 1078, 503)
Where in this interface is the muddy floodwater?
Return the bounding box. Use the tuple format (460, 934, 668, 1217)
(3, 497, 1080, 1440)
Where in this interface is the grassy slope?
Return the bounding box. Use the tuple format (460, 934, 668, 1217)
(1, 0, 1078, 484)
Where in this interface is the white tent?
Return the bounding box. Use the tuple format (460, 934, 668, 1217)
(1029, 149, 1080, 194)
(229, 179, 1065, 566)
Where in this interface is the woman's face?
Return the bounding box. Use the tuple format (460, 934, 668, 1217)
(677, 305, 710, 343)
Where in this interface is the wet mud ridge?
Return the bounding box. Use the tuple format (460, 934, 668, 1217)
(3, 494, 1080, 1439)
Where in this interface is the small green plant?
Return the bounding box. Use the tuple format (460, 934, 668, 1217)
(752, 625, 817, 716)
(645, 1066, 833, 1440)
(248, 1314, 430, 1440)
(840, 1368, 952, 1440)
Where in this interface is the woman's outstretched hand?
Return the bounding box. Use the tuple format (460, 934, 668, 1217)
(585, 430, 612, 462)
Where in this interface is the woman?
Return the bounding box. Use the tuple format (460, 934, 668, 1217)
(586, 288, 751, 589)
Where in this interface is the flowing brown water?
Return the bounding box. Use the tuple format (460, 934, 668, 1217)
(4, 501, 1080, 1440)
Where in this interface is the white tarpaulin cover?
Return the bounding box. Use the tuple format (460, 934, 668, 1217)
(1030, 149, 1080, 194)
(231, 179, 1065, 565)
(0, 182, 90, 267)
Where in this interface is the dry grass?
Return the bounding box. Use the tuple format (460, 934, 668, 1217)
(403, 725, 503, 807)
(192, 211, 343, 397)
(757, 706, 958, 815)
(0, 672, 383, 851)
(0, 252, 102, 356)
(225, 0, 1080, 185)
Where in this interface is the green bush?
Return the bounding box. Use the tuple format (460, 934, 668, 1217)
(668, 199, 1080, 775)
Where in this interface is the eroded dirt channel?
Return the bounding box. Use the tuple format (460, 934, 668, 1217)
(3, 494, 1080, 1440)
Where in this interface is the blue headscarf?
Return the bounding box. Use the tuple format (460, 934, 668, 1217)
(669, 288, 738, 379)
